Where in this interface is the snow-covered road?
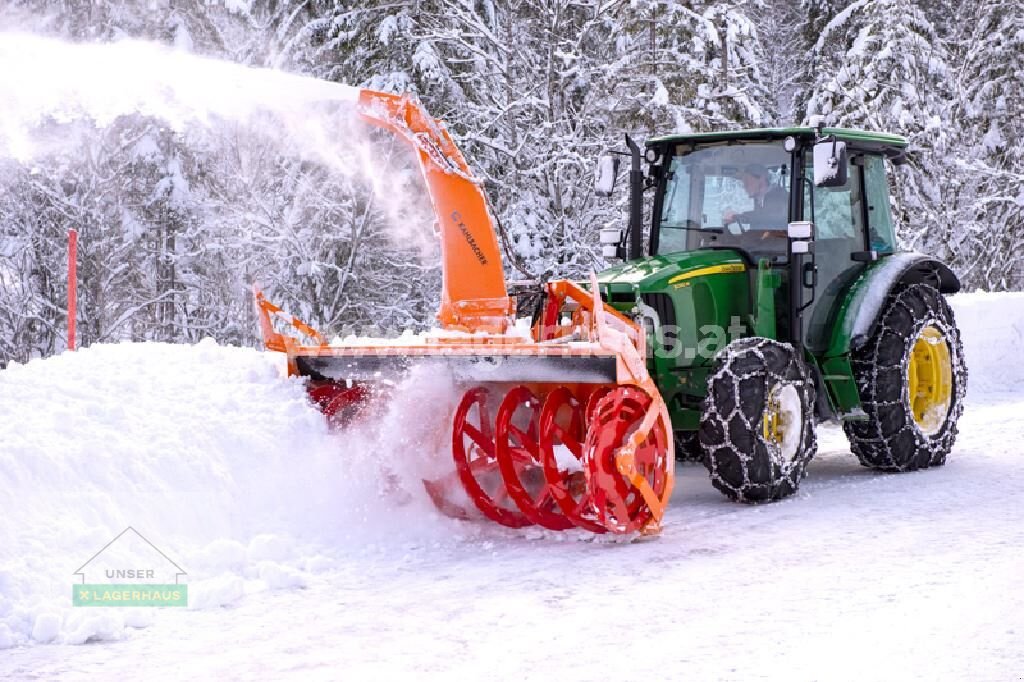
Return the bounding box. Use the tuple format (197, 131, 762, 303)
(2, 293, 1023, 680)
(5, 397, 1022, 681)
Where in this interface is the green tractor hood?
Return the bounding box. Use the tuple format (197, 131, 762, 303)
(596, 249, 748, 297)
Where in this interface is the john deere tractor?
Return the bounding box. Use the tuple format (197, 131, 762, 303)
(594, 126, 967, 502)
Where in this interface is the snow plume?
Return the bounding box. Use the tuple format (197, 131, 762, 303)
(0, 341, 466, 647)
(0, 31, 437, 257)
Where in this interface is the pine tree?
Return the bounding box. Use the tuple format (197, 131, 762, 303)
(752, 0, 805, 123)
(790, 0, 844, 122)
(950, 0, 1024, 289)
(605, 0, 770, 134)
(804, 0, 957, 268)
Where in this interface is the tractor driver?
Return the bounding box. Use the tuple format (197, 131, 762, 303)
(723, 164, 788, 233)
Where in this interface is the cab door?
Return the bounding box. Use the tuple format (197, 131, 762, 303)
(801, 153, 869, 352)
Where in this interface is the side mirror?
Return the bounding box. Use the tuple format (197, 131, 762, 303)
(594, 154, 620, 197)
(813, 138, 848, 188)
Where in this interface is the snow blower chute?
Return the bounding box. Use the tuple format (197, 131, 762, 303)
(255, 88, 674, 535)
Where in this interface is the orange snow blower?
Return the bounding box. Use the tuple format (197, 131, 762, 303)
(256, 88, 673, 534)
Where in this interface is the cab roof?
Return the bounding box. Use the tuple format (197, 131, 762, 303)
(647, 127, 908, 152)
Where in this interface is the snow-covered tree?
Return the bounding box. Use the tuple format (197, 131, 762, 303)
(947, 0, 1024, 289)
(752, 0, 805, 123)
(804, 0, 947, 135)
(790, 0, 845, 122)
(0, 0, 1022, 366)
(803, 0, 959, 268)
(605, 0, 770, 134)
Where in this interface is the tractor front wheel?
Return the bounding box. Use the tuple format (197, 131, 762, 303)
(843, 283, 966, 470)
(699, 338, 818, 502)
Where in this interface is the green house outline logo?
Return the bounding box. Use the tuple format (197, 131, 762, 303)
(72, 527, 188, 607)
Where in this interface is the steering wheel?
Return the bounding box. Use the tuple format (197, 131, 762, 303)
(723, 218, 745, 235)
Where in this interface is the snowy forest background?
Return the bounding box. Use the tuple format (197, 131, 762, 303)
(0, 0, 1020, 365)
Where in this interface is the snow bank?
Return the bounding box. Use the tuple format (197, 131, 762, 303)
(0, 341, 463, 648)
(949, 291, 1024, 393)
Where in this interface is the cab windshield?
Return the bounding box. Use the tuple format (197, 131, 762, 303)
(657, 142, 792, 258)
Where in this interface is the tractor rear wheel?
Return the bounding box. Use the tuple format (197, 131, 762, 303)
(699, 338, 818, 502)
(843, 283, 966, 470)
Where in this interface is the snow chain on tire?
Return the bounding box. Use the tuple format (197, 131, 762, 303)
(699, 337, 818, 502)
(844, 283, 967, 471)
(674, 430, 705, 464)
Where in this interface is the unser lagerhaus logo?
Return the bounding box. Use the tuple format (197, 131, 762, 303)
(72, 527, 187, 607)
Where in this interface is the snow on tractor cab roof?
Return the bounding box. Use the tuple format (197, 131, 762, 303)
(648, 127, 908, 152)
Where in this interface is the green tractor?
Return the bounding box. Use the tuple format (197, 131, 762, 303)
(593, 126, 967, 502)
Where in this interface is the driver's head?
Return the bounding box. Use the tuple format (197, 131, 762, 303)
(741, 164, 769, 198)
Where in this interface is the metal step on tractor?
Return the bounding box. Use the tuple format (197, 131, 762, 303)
(257, 86, 966, 534)
(594, 126, 966, 502)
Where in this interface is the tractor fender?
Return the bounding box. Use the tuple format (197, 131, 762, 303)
(825, 251, 960, 356)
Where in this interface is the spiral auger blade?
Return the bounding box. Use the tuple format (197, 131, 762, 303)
(448, 386, 533, 528)
(538, 387, 609, 534)
(306, 381, 370, 429)
(583, 385, 673, 534)
(421, 380, 673, 536)
(495, 386, 576, 530)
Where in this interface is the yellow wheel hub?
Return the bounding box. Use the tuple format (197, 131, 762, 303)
(907, 325, 953, 435)
(762, 384, 800, 457)
(763, 394, 782, 445)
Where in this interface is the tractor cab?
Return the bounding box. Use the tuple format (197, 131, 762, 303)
(644, 130, 905, 258)
(596, 127, 910, 354)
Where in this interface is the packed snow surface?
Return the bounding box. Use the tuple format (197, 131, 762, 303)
(1, 292, 1023, 680)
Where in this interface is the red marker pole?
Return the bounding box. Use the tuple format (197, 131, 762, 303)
(68, 228, 77, 351)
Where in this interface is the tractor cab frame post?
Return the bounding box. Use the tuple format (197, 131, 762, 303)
(626, 134, 644, 261)
(786, 220, 815, 349)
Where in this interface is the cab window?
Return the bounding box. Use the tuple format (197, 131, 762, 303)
(656, 142, 791, 258)
(863, 155, 897, 253)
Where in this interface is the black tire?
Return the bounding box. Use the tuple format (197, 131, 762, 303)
(843, 283, 967, 470)
(674, 430, 705, 463)
(699, 338, 818, 502)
